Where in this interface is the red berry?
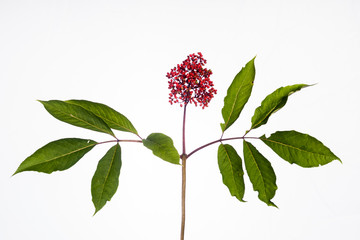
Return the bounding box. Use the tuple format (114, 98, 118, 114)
(166, 52, 216, 108)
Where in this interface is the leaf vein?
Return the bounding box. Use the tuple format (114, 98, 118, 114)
(252, 103, 279, 130)
(29, 143, 96, 168)
(224, 67, 251, 129)
(97, 144, 119, 207)
(244, 141, 266, 194)
(261, 137, 331, 159)
(54, 107, 113, 136)
(223, 145, 240, 196)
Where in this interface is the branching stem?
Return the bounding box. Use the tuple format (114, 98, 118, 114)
(178, 102, 260, 239)
(187, 136, 259, 158)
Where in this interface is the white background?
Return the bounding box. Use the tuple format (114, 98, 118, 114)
(1, 0, 359, 239)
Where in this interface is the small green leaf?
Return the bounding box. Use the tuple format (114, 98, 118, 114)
(39, 100, 115, 137)
(221, 57, 256, 132)
(14, 138, 97, 175)
(218, 144, 245, 202)
(261, 131, 341, 167)
(142, 133, 180, 164)
(66, 99, 138, 135)
(250, 84, 310, 130)
(243, 140, 277, 207)
(92, 144, 121, 214)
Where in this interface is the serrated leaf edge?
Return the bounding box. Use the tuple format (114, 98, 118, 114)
(39, 100, 115, 137)
(250, 84, 310, 130)
(66, 100, 138, 135)
(142, 133, 180, 165)
(260, 134, 341, 164)
(221, 57, 255, 132)
(14, 140, 97, 175)
(219, 144, 245, 202)
(243, 140, 277, 207)
(93, 144, 120, 215)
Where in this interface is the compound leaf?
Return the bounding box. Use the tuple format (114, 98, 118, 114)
(243, 140, 277, 207)
(39, 100, 115, 137)
(66, 99, 138, 135)
(221, 57, 256, 132)
(218, 144, 245, 202)
(260, 131, 341, 167)
(143, 133, 180, 164)
(14, 138, 97, 175)
(92, 144, 121, 214)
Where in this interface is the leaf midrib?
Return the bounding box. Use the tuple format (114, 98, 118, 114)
(224, 66, 252, 130)
(96, 144, 119, 208)
(68, 101, 136, 134)
(222, 145, 241, 197)
(25, 143, 96, 169)
(261, 137, 333, 159)
(252, 99, 281, 130)
(244, 141, 267, 197)
(251, 86, 306, 130)
(145, 138, 164, 150)
(53, 105, 114, 136)
(100, 115, 135, 134)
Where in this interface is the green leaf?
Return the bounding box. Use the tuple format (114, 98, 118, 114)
(260, 131, 341, 167)
(218, 144, 245, 202)
(221, 57, 256, 132)
(92, 144, 121, 214)
(243, 140, 277, 207)
(142, 133, 180, 164)
(39, 100, 115, 137)
(250, 84, 310, 130)
(66, 99, 138, 135)
(14, 138, 97, 175)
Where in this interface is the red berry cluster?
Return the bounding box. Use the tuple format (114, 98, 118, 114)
(166, 52, 217, 109)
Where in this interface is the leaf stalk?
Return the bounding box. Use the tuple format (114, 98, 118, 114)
(187, 136, 259, 158)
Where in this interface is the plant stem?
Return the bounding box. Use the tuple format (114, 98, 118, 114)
(187, 136, 259, 158)
(180, 104, 188, 240)
(180, 154, 187, 240)
(182, 104, 187, 155)
(96, 139, 143, 145)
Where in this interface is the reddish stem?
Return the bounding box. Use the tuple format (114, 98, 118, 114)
(187, 136, 259, 158)
(96, 139, 143, 145)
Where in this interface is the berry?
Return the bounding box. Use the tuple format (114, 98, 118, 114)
(166, 52, 217, 109)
